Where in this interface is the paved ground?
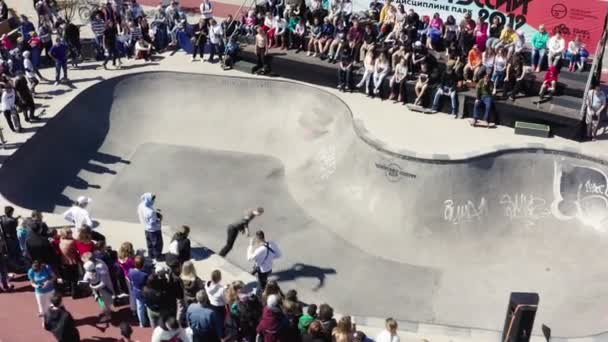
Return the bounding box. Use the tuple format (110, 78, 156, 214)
(3, 1, 608, 341)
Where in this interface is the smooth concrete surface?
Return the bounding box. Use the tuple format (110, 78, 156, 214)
(1, 71, 608, 338)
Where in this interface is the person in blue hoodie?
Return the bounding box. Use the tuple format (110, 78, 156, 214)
(137, 193, 163, 261)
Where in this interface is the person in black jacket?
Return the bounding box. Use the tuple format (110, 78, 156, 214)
(64, 20, 81, 68)
(14, 75, 38, 122)
(191, 18, 208, 62)
(429, 66, 459, 117)
(166, 225, 191, 266)
(102, 20, 121, 69)
(0, 0, 8, 21)
(26, 218, 59, 270)
(235, 290, 263, 342)
(44, 294, 81, 342)
(218, 207, 264, 257)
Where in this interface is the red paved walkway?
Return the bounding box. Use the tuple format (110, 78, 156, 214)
(139, 0, 251, 18)
(0, 275, 153, 342)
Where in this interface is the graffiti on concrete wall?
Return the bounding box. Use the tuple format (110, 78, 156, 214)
(552, 161, 608, 232)
(317, 145, 337, 181)
(443, 198, 488, 225)
(499, 193, 551, 227)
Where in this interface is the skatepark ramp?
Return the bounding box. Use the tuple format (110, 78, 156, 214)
(1, 72, 608, 338)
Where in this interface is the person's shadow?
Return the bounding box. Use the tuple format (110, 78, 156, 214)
(271, 263, 337, 291)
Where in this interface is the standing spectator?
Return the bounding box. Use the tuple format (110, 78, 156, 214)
(0, 0, 7, 21)
(318, 303, 336, 341)
(117, 242, 136, 310)
(567, 35, 587, 72)
(0, 222, 13, 292)
(337, 46, 353, 92)
(257, 294, 286, 341)
(15, 74, 38, 123)
(181, 260, 204, 306)
(191, 18, 208, 62)
(44, 294, 81, 342)
(137, 193, 163, 261)
(23, 51, 39, 93)
(49, 38, 68, 85)
(332, 316, 354, 342)
(585, 82, 606, 141)
(167, 225, 191, 266)
(74, 226, 95, 257)
(531, 24, 548, 72)
(57, 228, 80, 298)
(1, 82, 18, 133)
(151, 316, 189, 342)
(102, 21, 122, 69)
(472, 73, 494, 126)
(548, 30, 565, 67)
(200, 0, 214, 23)
(219, 207, 264, 257)
(28, 259, 56, 318)
(254, 26, 270, 74)
(91, 13, 106, 57)
(26, 219, 58, 268)
(65, 19, 81, 67)
(376, 317, 400, 342)
(208, 19, 224, 63)
(128, 255, 149, 327)
(63, 196, 93, 240)
(302, 320, 325, 342)
(298, 304, 317, 334)
(0, 206, 20, 270)
(205, 269, 227, 333)
(82, 259, 114, 322)
(247, 230, 282, 292)
(188, 290, 222, 342)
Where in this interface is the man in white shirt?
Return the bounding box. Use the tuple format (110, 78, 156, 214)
(376, 317, 400, 342)
(1, 84, 18, 133)
(22, 51, 39, 93)
(63, 196, 93, 240)
(548, 30, 565, 67)
(586, 82, 606, 141)
(247, 230, 281, 291)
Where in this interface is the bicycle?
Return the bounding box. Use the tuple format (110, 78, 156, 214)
(77, 0, 100, 25)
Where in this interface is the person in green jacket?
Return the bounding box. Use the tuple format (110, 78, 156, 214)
(531, 24, 549, 72)
(298, 304, 317, 334)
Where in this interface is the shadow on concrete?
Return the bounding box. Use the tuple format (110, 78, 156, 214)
(272, 263, 337, 291)
(0, 76, 127, 212)
(191, 246, 213, 261)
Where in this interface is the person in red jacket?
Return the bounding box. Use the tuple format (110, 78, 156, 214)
(257, 294, 287, 342)
(539, 65, 559, 100)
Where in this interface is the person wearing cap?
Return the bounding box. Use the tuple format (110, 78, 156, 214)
(219, 207, 264, 257)
(137, 193, 163, 261)
(247, 230, 281, 292)
(63, 196, 93, 240)
(82, 259, 114, 322)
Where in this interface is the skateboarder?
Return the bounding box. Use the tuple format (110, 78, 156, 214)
(218, 207, 264, 257)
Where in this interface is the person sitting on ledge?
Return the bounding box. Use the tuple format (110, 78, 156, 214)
(337, 46, 353, 92)
(472, 73, 494, 127)
(430, 65, 458, 117)
(388, 56, 408, 103)
(413, 61, 439, 106)
(135, 37, 152, 62)
(463, 44, 482, 84)
(539, 65, 559, 100)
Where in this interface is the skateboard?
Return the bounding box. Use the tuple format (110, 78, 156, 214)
(468, 118, 496, 128)
(406, 103, 435, 114)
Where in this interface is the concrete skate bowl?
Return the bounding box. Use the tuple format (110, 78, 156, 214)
(2, 71, 608, 338)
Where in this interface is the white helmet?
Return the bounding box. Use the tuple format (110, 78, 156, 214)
(22, 51, 30, 58)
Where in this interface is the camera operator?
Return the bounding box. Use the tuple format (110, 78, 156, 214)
(137, 193, 164, 262)
(247, 230, 281, 292)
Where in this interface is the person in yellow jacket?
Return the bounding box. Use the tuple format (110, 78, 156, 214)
(379, 0, 393, 24)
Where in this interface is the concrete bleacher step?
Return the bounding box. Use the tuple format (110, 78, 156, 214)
(550, 95, 584, 110)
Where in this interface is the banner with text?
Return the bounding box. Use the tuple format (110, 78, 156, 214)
(352, 0, 608, 55)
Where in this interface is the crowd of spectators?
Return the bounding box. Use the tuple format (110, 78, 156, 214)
(0, 193, 402, 342)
